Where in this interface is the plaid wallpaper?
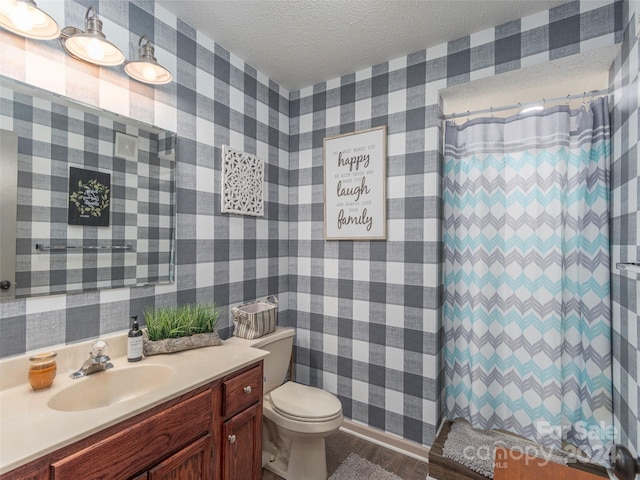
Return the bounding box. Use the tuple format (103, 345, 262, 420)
(0, 0, 290, 355)
(0, 0, 632, 454)
(610, 0, 639, 455)
(0, 83, 176, 298)
(288, 0, 622, 447)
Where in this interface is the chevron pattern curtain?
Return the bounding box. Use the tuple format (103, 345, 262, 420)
(443, 98, 612, 461)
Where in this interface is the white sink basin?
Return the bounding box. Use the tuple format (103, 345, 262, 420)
(47, 364, 175, 412)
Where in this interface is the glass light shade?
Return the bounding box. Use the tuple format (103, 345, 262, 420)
(125, 60, 172, 84)
(124, 35, 172, 85)
(0, 0, 59, 39)
(63, 33, 124, 66)
(60, 6, 124, 67)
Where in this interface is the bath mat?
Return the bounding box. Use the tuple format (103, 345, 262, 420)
(329, 452, 403, 480)
(442, 419, 571, 479)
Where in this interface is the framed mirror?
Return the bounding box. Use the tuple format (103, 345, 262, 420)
(0, 76, 176, 300)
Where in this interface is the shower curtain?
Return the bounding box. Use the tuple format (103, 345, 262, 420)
(443, 98, 613, 461)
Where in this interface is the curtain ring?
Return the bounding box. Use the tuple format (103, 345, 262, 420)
(490, 106, 494, 118)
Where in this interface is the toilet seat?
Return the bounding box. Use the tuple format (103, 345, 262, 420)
(269, 382, 342, 422)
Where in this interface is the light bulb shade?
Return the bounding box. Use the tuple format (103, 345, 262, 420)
(64, 33, 124, 65)
(0, 0, 59, 39)
(60, 7, 124, 66)
(125, 60, 172, 84)
(124, 35, 172, 84)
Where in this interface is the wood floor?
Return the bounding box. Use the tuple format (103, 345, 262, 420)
(261, 429, 430, 480)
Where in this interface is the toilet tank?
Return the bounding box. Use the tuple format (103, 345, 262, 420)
(250, 327, 295, 394)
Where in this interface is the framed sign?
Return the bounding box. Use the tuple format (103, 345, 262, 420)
(68, 166, 111, 226)
(323, 126, 387, 240)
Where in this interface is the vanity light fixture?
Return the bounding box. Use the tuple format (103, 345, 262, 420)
(0, 4, 172, 84)
(59, 6, 125, 66)
(124, 35, 172, 85)
(0, 0, 60, 40)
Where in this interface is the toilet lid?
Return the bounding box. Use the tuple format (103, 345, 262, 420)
(269, 382, 342, 422)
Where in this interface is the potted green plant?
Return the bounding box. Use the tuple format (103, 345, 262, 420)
(142, 303, 222, 356)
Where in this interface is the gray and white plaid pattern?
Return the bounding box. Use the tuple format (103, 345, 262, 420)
(0, 86, 175, 298)
(610, 0, 639, 455)
(0, 0, 632, 454)
(0, 2, 290, 353)
(288, 0, 623, 447)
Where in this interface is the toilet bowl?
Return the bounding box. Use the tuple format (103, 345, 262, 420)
(227, 327, 343, 480)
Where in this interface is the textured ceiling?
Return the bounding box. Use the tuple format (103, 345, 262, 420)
(156, 0, 569, 91)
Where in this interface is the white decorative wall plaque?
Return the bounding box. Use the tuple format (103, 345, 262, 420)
(221, 146, 264, 216)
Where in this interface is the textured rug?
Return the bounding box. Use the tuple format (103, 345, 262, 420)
(328, 453, 403, 480)
(443, 419, 572, 479)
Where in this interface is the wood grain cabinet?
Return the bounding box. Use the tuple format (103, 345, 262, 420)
(219, 363, 263, 480)
(148, 434, 212, 480)
(0, 361, 263, 480)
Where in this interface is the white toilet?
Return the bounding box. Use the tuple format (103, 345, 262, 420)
(227, 326, 343, 480)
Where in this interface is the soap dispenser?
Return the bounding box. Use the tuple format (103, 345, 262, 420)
(127, 316, 143, 362)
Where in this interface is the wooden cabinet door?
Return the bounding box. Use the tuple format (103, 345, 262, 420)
(51, 391, 212, 480)
(222, 403, 262, 480)
(148, 434, 212, 480)
(0, 467, 49, 480)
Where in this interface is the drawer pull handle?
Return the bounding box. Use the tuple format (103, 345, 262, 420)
(243, 386, 252, 394)
(228, 435, 236, 444)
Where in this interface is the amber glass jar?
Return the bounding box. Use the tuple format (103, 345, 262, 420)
(28, 352, 57, 390)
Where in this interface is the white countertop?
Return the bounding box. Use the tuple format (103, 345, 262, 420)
(0, 333, 268, 475)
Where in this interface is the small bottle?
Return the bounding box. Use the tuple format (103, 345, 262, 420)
(127, 316, 143, 362)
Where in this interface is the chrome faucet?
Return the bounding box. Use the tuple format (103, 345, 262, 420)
(70, 340, 114, 379)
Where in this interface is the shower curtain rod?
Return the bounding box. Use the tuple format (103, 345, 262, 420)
(443, 88, 610, 121)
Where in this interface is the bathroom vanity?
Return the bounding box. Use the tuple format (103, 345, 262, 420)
(0, 335, 266, 480)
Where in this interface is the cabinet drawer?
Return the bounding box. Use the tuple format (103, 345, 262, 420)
(223, 364, 262, 418)
(51, 390, 212, 480)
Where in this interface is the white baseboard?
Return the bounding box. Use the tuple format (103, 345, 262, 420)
(339, 419, 430, 464)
